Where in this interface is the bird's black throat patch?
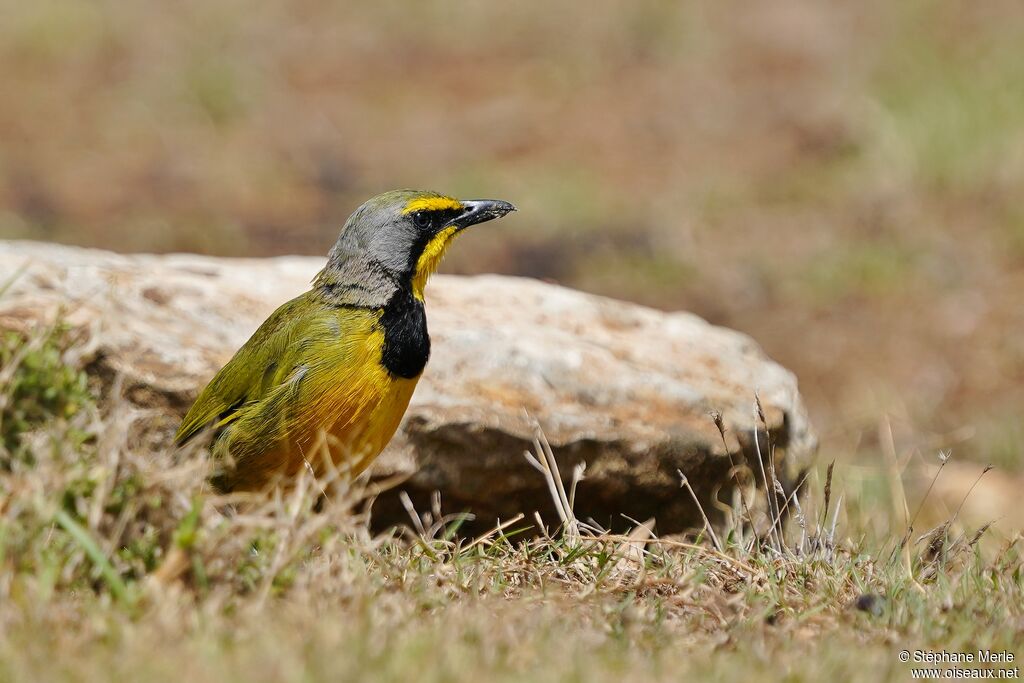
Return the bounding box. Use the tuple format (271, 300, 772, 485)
(379, 290, 430, 379)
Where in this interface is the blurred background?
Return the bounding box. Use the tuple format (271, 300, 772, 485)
(2, 0, 1023, 519)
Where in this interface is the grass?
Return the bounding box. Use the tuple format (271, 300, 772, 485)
(0, 326, 1021, 682)
(0, 321, 92, 466)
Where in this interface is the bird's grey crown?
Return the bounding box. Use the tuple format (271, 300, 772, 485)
(313, 190, 442, 309)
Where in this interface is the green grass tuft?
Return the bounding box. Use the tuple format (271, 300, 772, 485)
(0, 324, 93, 467)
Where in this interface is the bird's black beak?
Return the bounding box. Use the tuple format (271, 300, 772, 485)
(454, 199, 517, 229)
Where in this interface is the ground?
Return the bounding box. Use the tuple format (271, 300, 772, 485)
(0, 330, 1022, 682)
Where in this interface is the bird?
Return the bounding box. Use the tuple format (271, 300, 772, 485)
(174, 189, 516, 491)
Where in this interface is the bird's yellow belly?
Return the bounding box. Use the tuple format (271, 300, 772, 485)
(219, 325, 420, 491)
(317, 374, 418, 478)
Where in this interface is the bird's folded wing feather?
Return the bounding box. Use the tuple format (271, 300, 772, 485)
(174, 294, 312, 445)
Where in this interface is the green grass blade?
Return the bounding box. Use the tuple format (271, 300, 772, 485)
(54, 509, 133, 606)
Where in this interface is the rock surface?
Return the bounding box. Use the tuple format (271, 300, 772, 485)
(0, 240, 816, 533)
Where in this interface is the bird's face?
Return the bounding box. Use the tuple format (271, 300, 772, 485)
(329, 190, 516, 300)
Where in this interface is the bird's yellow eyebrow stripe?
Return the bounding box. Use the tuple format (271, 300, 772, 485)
(401, 196, 464, 214)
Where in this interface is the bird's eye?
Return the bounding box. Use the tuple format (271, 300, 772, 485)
(412, 212, 432, 230)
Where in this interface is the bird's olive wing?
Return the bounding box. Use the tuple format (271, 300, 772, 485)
(174, 294, 311, 445)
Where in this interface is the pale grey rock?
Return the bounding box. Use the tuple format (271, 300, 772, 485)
(0, 240, 816, 533)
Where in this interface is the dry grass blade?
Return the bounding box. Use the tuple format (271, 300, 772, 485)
(967, 522, 993, 549)
(790, 478, 809, 555)
(523, 417, 580, 543)
(899, 450, 951, 555)
(678, 470, 722, 553)
(764, 471, 810, 557)
(610, 518, 655, 585)
(711, 410, 754, 547)
(915, 520, 951, 582)
(827, 493, 843, 551)
(399, 490, 427, 537)
(754, 393, 785, 553)
(460, 513, 526, 554)
(820, 461, 834, 534)
(950, 464, 993, 524)
(751, 397, 783, 553)
(568, 462, 586, 511)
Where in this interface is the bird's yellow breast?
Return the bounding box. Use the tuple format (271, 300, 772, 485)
(214, 310, 421, 490)
(303, 326, 420, 477)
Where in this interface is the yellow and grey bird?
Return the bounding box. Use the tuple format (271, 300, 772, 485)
(175, 189, 516, 491)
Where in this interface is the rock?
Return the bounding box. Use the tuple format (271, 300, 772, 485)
(0, 240, 816, 534)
